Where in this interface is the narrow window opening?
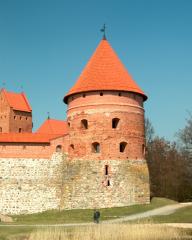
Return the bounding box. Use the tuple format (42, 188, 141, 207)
(92, 142, 100, 153)
(107, 180, 110, 186)
(26, 117, 28, 120)
(100, 92, 103, 96)
(56, 145, 62, 152)
(20, 116, 22, 120)
(19, 128, 22, 133)
(112, 118, 120, 129)
(81, 119, 88, 129)
(0, 127, 2, 133)
(120, 142, 127, 153)
(68, 122, 70, 127)
(118, 92, 122, 96)
(14, 116, 16, 120)
(82, 94, 86, 98)
(105, 165, 109, 175)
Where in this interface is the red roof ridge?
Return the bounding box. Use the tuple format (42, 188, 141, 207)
(21, 92, 32, 112)
(64, 39, 147, 103)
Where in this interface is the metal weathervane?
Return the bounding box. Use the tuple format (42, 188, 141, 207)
(100, 24, 106, 40)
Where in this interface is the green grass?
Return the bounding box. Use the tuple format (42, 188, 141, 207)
(136, 205, 192, 223)
(5, 197, 176, 225)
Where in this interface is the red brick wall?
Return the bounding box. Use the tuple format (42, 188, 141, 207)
(9, 109, 32, 133)
(0, 92, 11, 133)
(0, 142, 51, 158)
(66, 91, 146, 160)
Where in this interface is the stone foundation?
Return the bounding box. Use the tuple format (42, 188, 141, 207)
(61, 158, 150, 209)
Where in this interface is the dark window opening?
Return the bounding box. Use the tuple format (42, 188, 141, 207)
(19, 128, 22, 133)
(107, 180, 110, 186)
(81, 119, 88, 129)
(83, 94, 86, 98)
(68, 122, 70, 127)
(118, 92, 122, 96)
(70, 144, 74, 150)
(56, 145, 62, 152)
(14, 116, 16, 120)
(0, 127, 2, 133)
(105, 165, 109, 175)
(120, 142, 127, 153)
(112, 118, 120, 129)
(26, 117, 28, 120)
(20, 116, 22, 120)
(100, 92, 103, 96)
(92, 142, 100, 153)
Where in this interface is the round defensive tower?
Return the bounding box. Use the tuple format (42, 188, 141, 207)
(62, 38, 150, 209)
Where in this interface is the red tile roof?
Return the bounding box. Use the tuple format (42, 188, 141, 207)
(64, 39, 147, 103)
(0, 133, 60, 143)
(36, 119, 68, 135)
(2, 88, 32, 112)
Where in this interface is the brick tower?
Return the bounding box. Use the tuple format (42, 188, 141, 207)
(0, 89, 32, 133)
(62, 38, 150, 209)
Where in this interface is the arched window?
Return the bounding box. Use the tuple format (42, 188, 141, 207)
(120, 142, 127, 153)
(19, 128, 22, 133)
(92, 142, 100, 153)
(56, 145, 62, 152)
(112, 118, 120, 129)
(0, 127, 2, 132)
(69, 144, 74, 151)
(81, 119, 88, 129)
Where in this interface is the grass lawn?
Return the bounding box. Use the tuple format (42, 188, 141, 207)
(0, 226, 34, 240)
(134, 205, 192, 223)
(6, 197, 176, 225)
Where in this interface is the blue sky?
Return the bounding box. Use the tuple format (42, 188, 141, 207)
(0, 0, 192, 140)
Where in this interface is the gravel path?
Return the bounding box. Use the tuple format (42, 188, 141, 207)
(0, 202, 192, 227)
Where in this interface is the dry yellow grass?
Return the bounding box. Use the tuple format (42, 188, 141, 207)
(28, 224, 183, 240)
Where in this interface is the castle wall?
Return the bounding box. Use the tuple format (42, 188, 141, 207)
(61, 158, 150, 209)
(0, 153, 64, 215)
(0, 92, 10, 133)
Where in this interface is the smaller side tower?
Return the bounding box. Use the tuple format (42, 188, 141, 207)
(0, 89, 32, 133)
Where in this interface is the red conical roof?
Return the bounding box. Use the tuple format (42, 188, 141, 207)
(64, 39, 147, 103)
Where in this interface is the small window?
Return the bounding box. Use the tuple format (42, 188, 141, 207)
(81, 119, 88, 129)
(14, 116, 16, 120)
(82, 94, 86, 98)
(105, 165, 109, 175)
(19, 128, 22, 133)
(68, 122, 70, 127)
(100, 92, 103, 96)
(26, 117, 28, 120)
(92, 142, 100, 153)
(118, 93, 122, 96)
(112, 118, 120, 129)
(56, 145, 62, 152)
(120, 142, 127, 153)
(107, 180, 110, 186)
(20, 116, 22, 120)
(69, 144, 74, 151)
(0, 127, 2, 133)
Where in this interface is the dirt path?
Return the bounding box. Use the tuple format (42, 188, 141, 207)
(0, 202, 191, 227)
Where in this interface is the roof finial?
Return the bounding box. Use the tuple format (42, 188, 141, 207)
(47, 112, 50, 119)
(100, 24, 106, 40)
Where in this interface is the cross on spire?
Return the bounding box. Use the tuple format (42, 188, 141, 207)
(47, 112, 50, 119)
(100, 24, 106, 40)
